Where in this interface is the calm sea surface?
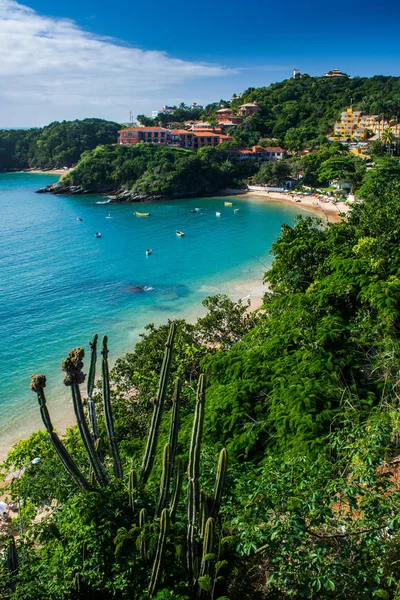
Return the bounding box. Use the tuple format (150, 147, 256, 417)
(0, 172, 308, 457)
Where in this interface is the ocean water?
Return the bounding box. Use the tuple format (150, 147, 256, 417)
(0, 172, 308, 458)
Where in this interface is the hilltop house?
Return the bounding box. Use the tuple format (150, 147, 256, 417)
(324, 69, 349, 77)
(228, 146, 287, 162)
(332, 107, 400, 141)
(117, 127, 232, 150)
(237, 102, 259, 116)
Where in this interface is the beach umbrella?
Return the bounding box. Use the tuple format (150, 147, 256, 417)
(0, 501, 7, 514)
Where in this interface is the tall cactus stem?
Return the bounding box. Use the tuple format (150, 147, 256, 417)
(101, 335, 123, 479)
(210, 448, 228, 520)
(87, 334, 99, 440)
(149, 508, 170, 597)
(70, 378, 108, 487)
(140, 323, 176, 486)
(156, 443, 172, 517)
(128, 469, 138, 512)
(6, 535, 18, 577)
(30, 375, 91, 490)
(169, 458, 183, 521)
(168, 377, 181, 473)
(139, 508, 148, 562)
(200, 518, 215, 578)
(187, 374, 206, 573)
(200, 497, 209, 538)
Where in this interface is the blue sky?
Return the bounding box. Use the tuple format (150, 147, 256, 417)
(0, 0, 399, 127)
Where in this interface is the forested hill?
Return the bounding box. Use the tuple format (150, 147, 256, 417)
(0, 118, 120, 171)
(203, 75, 400, 148)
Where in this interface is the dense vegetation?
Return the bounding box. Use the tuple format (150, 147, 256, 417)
(227, 75, 400, 148)
(142, 76, 400, 150)
(0, 119, 120, 171)
(63, 144, 253, 195)
(2, 157, 400, 598)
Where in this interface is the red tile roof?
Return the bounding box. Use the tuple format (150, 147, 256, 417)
(169, 129, 193, 135)
(118, 127, 169, 133)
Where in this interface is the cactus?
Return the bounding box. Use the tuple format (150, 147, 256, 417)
(149, 508, 170, 597)
(140, 323, 176, 486)
(169, 457, 183, 521)
(6, 535, 18, 575)
(156, 443, 172, 517)
(200, 496, 209, 538)
(30, 374, 91, 490)
(62, 348, 108, 487)
(187, 374, 206, 574)
(199, 518, 214, 579)
(101, 335, 123, 479)
(210, 448, 228, 519)
(128, 469, 138, 512)
(87, 334, 99, 440)
(139, 508, 148, 562)
(73, 572, 83, 599)
(168, 377, 181, 471)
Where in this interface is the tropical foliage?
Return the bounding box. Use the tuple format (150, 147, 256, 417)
(0, 119, 120, 171)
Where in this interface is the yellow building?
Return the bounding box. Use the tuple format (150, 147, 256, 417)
(333, 107, 400, 141)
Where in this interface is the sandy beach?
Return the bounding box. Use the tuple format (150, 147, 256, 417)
(20, 168, 71, 175)
(0, 191, 341, 463)
(238, 190, 350, 223)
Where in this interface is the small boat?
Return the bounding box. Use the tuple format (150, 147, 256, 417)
(135, 212, 151, 217)
(76, 217, 83, 221)
(224, 201, 232, 207)
(95, 232, 101, 238)
(190, 209, 197, 213)
(216, 212, 221, 216)
(234, 208, 240, 213)
(194, 208, 200, 211)
(105, 213, 112, 219)
(176, 230, 185, 237)
(146, 249, 152, 256)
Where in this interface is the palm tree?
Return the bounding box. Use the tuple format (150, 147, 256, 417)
(381, 128, 395, 155)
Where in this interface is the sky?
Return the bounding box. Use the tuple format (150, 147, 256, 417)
(0, 0, 399, 127)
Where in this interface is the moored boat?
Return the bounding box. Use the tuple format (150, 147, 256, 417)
(216, 212, 221, 216)
(176, 230, 185, 237)
(224, 201, 232, 206)
(95, 232, 101, 238)
(234, 208, 240, 213)
(76, 217, 83, 221)
(135, 212, 151, 217)
(190, 209, 196, 213)
(105, 213, 112, 219)
(146, 249, 152, 256)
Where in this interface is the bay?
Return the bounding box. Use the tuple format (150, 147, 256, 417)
(0, 172, 308, 458)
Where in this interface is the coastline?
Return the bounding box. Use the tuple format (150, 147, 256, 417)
(0, 188, 336, 463)
(237, 190, 349, 223)
(0, 273, 266, 464)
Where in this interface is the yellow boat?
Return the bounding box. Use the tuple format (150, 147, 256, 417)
(135, 212, 151, 217)
(224, 202, 232, 206)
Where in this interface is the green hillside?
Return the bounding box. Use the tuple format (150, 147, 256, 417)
(0, 118, 121, 171)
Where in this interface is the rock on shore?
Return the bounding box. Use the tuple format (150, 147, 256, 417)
(35, 183, 164, 203)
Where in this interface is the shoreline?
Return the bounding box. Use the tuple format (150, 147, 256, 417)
(0, 273, 266, 464)
(0, 189, 335, 463)
(238, 190, 349, 223)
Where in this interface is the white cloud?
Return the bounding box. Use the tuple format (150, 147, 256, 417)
(0, 0, 237, 126)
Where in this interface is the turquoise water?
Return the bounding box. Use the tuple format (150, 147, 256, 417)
(0, 172, 308, 457)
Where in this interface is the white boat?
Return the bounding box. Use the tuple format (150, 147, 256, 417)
(146, 249, 152, 256)
(105, 214, 112, 219)
(96, 199, 112, 205)
(216, 212, 221, 216)
(234, 208, 240, 213)
(76, 217, 83, 221)
(194, 208, 200, 211)
(176, 230, 185, 237)
(95, 232, 102, 238)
